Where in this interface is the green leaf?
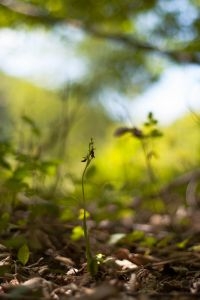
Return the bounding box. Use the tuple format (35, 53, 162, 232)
(40, 160, 59, 176)
(0, 158, 11, 170)
(17, 244, 30, 265)
(87, 256, 98, 277)
(129, 230, 145, 242)
(141, 235, 157, 247)
(21, 115, 40, 136)
(78, 209, 90, 220)
(150, 129, 163, 138)
(71, 226, 84, 241)
(0, 212, 10, 232)
(4, 235, 27, 249)
(176, 238, 189, 249)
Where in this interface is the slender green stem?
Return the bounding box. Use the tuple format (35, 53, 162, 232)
(81, 163, 92, 262)
(80, 138, 97, 276)
(141, 139, 155, 183)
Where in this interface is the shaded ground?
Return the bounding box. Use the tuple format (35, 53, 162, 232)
(1, 205, 200, 300)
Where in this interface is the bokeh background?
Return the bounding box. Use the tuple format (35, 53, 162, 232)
(0, 0, 200, 223)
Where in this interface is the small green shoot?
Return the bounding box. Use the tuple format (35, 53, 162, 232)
(17, 244, 30, 265)
(81, 138, 98, 276)
(71, 225, 84, 241)
(114, 112, 162, 183)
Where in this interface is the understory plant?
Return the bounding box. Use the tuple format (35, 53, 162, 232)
(114, 112, 163, 183)
(81, 138, 98, 276)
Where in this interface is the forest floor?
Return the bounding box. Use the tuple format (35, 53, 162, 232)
(1, 203, 200, 300)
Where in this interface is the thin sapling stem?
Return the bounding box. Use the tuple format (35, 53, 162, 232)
(81, 138, 97, 276)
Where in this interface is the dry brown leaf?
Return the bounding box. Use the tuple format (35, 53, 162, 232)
(70, 283, 118, 300)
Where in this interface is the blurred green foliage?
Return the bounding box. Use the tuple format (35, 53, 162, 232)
(0, 72, 199, 255)
(0, 74, 199, 204)
(0, 0, 200, 256)
(0, 0, 199, 99)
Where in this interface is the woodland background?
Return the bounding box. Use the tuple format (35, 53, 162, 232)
(0, 1, 200, 299)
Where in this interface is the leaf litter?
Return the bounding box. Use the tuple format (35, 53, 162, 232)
(0, 208, 200, 300)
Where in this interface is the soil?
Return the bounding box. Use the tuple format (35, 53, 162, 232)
(1, 208, 200, 300)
